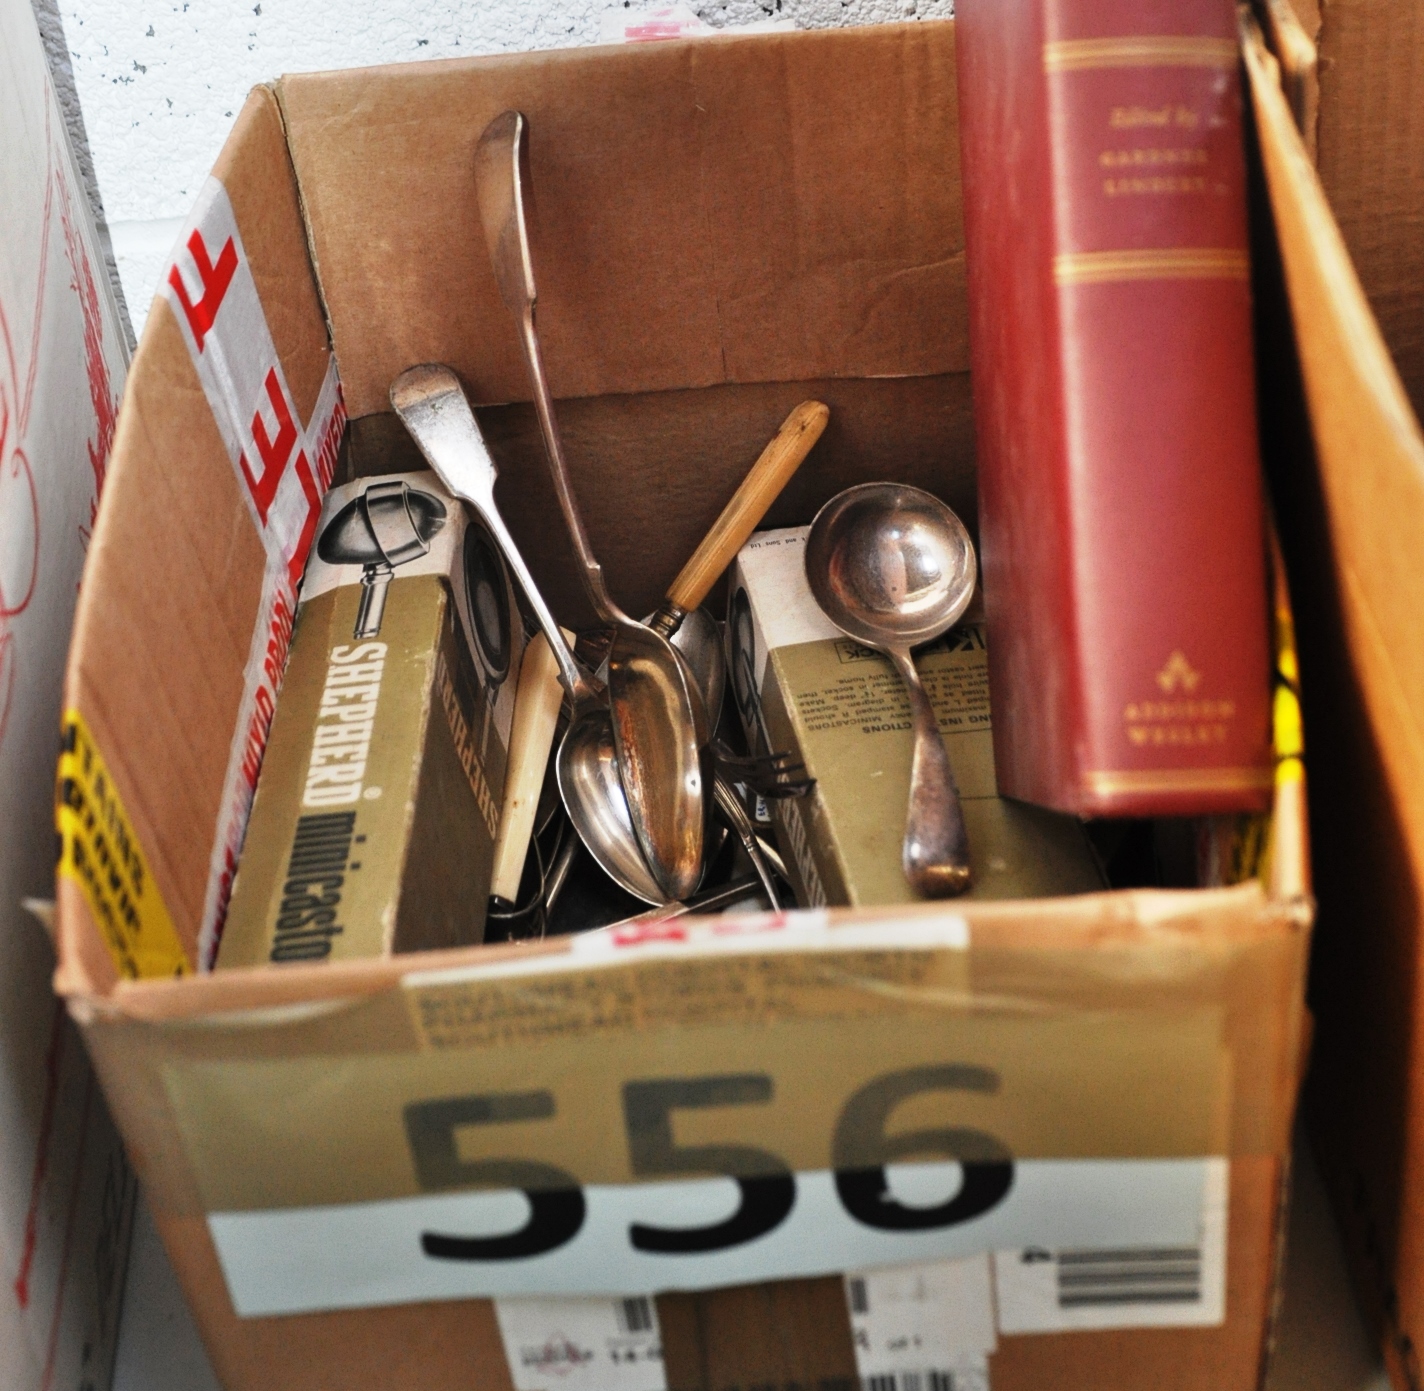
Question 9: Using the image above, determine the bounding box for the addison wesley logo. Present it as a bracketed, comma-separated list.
[1156, 650, 1202, 694]
[519, 1333, 595, 1377]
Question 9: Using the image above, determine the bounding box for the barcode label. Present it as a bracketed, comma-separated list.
[494, 1295, 665, 1391]
[994, 1158, 1227, 1333]
[1055, 1246, 1201, 1307]
[862, 1370, 960, 1391]
[843, 1259, 994, 1391]
[615, 1296, 655, 1333]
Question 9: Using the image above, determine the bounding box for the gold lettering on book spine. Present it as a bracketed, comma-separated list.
[1044, 36, 1238, 72]
[1054, 248, 1248, 284]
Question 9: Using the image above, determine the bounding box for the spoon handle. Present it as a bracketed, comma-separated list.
[516, 309, 628, 627]
[888, 646, 972, 898]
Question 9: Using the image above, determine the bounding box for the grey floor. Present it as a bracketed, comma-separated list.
[112, 1134, 1390, 1391]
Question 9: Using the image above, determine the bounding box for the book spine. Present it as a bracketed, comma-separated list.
[957, 0, 1273, 816]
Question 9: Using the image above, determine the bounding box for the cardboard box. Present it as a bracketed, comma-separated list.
[1, 1, 137, 1387]
[53, 18, 1315, 1391]
[1244, 10, 1424, 1391]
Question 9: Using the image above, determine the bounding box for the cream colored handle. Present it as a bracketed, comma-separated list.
[489, 631, 568, 903]
[666, 400, 829, 614]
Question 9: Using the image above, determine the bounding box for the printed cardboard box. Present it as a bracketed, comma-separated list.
[0, 1, 136, 1388]
[217, 470, 523, 969]
[53, 17, 1316, 1391]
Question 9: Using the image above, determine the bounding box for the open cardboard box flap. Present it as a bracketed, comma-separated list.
[53, 16, 1320, 1391]
[1246, 8, 1424, 1387]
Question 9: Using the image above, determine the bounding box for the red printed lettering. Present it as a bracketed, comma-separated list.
[240, 370, 297, 525]
[166, 229, 237, 351]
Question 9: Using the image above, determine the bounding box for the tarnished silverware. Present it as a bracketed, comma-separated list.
[474, 109, 709, 902]
[390, 364, 664, 904]
[805, 482, 977, 897]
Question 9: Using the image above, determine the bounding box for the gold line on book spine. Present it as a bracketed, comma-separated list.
[1084, 767, 1275, 795]
[1053, 248, 1249, 285]
[1043, 36, 1239, 72]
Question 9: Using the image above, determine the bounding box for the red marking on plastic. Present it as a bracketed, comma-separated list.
[611, 921, 690, 947]
[58, 170, 119, 543]
[167, 228, 237, 352]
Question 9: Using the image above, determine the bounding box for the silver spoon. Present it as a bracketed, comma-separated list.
[389, 364, 664, 904]
[805, 482, 977, 897]
[474, 109, 707, 902]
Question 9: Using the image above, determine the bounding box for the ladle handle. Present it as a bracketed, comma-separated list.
[888, 646, 972, 898]
[666, 401, 829, 616]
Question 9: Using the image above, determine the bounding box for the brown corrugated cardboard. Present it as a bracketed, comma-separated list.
[1285, 0, 1424, 421]
[1244, 13, 1424, 1391]
[52, 19, 1318, 1391]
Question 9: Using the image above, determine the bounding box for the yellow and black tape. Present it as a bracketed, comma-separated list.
[56, 710, 190, 979]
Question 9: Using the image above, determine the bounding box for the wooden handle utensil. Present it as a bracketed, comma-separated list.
[653, 400, 829, 632]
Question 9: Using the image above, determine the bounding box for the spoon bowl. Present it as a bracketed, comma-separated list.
[805, 482, 977, 897]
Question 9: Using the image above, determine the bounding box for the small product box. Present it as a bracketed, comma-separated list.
[729, 527, 1105, 905]
[216, 470, 523, 966]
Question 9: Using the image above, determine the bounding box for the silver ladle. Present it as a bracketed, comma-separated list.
[474, 109, 708, 902]
[390, 364, 664, 903]
[805, 482, 978, 897]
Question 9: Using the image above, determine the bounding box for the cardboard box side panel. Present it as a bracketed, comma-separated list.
[1243, 20, 1424, 1383]
[210, 84, 331, 425]
[58, 312, 263, 977]
[349, 373, 979, 630]
[276, 22, 966, 419]
[1314, 0, 1424, 421]
[152, 1208, 515, 1391]
[58, 89, 333, 988]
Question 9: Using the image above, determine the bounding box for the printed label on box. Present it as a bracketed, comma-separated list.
[494, 1296, 665, 1391]
[845, 1257, 995, 1391]
[992, 1157, 1228, 1332]
[206, 1157, 1223, 1315]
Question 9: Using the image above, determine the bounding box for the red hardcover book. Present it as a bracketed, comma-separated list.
[956, 0, 1274, 816]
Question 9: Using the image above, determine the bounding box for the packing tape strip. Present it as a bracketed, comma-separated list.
[56, 709, 189, 979]
[158, 176, 346, 967]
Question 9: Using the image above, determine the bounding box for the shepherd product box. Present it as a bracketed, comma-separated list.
[729, 527, 1104, 905]
[53, 18, 1315, 1391]
[1, 1, 136, 1388]
[216, 470, 522, 968]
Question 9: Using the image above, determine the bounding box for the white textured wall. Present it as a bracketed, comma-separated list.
[50, 0, 952, 330]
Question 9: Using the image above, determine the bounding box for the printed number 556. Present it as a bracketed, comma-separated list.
[403, 1065, 1013, 1261]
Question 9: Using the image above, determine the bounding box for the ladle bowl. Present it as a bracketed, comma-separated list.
[805, 482, 977, 897]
